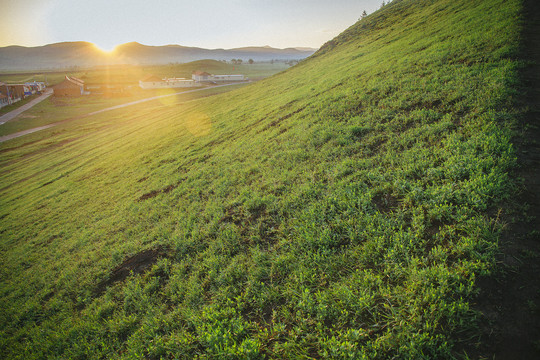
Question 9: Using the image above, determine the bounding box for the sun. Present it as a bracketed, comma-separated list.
[92, 43, 116, 54]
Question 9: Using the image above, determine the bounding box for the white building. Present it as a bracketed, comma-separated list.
[165, 78, 201, 88]
[192, 71, 247, 83]
[212, 74, 246, 82]
[139, 75, 202, 89]
[191, 71, 212, 82]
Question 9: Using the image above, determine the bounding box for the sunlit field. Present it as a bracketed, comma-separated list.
[0, 60, 290, 138]
[0, 0, 531, 358]
[0, 60, 289, 87]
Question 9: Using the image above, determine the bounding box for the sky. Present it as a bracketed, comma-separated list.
[1, 0, 384, 50]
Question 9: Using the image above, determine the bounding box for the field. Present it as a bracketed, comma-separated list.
[0, 0, 537, 359]
[0, 84, 250, 138]
[0, 60, 289, 138]
[0, 61, 290, 86]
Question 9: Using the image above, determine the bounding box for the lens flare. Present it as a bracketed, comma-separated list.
[184, 111, 212, 137]
[157, 88, 179, 107]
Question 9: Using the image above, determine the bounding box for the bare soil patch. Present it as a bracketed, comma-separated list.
[372, 193, 400, 213]
[138, 180, 182, 201]
[95, 248, 167, 295]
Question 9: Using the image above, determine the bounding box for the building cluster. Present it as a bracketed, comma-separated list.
[139, 71, 247, 89]
[0, 81, 46, 109]
[49, 70, 248, 98]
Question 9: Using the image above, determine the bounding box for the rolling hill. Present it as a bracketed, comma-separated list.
[0, 42, 316, 71]
[0, 0, 538, 358]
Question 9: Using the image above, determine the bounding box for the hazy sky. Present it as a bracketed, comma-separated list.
[1, 0, 384, 50]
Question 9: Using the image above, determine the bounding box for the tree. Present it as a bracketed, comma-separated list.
[248, 59, 254, 65]
[361, 10, 368, 19]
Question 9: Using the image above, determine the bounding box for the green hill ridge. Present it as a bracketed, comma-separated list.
[0, 0, 532, 358]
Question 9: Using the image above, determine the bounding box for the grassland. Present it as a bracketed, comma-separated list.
[0, 84, 250, 138]
[0, 60, 289, 86]
[0, 60, 286, 138]
[0, 0, 532, 358]
[0, 93, 42, 116]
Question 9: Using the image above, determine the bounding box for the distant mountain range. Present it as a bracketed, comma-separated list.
[0, 42, 318, 71]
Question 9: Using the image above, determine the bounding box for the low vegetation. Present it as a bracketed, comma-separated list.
[0, 84, 249, 138]
[0, 60, 288, 87]
[0, 93, 41, 116]
[0, 0, 529, 358]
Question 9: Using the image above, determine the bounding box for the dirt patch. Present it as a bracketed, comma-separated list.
[95, 248, 167, 295]
[219, 205, 244, 226]
[219, 204, 279, 248]
[139, 189, 161, 201]
[425, 218, 448, 238]
[163, 184, 177, 193]
[158, 158, 176, 165]
[259, 105, 307, 132]
[138, 180, 182, 201]
[372, 193, 400, 213]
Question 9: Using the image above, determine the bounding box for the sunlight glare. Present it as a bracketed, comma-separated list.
[185, 111, 212, 137]
[93, 43, 116, 54]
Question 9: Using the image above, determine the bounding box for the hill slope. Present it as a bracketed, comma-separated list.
[0, 0, 532, 358]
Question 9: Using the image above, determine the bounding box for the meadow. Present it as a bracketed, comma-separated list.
[0, 0, 532, 358]
[0, 60, 287, 138]
[0, 83, 250, 138]
[0, 61, 289, 86]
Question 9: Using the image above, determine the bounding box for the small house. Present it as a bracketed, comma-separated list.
[53, 76, 85, 97]
[139, 75, 166, 89]
[191, 71, 212, 82]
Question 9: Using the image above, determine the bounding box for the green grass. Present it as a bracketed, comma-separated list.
[0, 60, 288, 87]
[0, 83, 249, 137]
[0, 0, 526, 358]
[0, 93, 41, 116]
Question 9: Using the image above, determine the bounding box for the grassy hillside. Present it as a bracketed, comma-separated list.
[0, 0, 529, 358]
